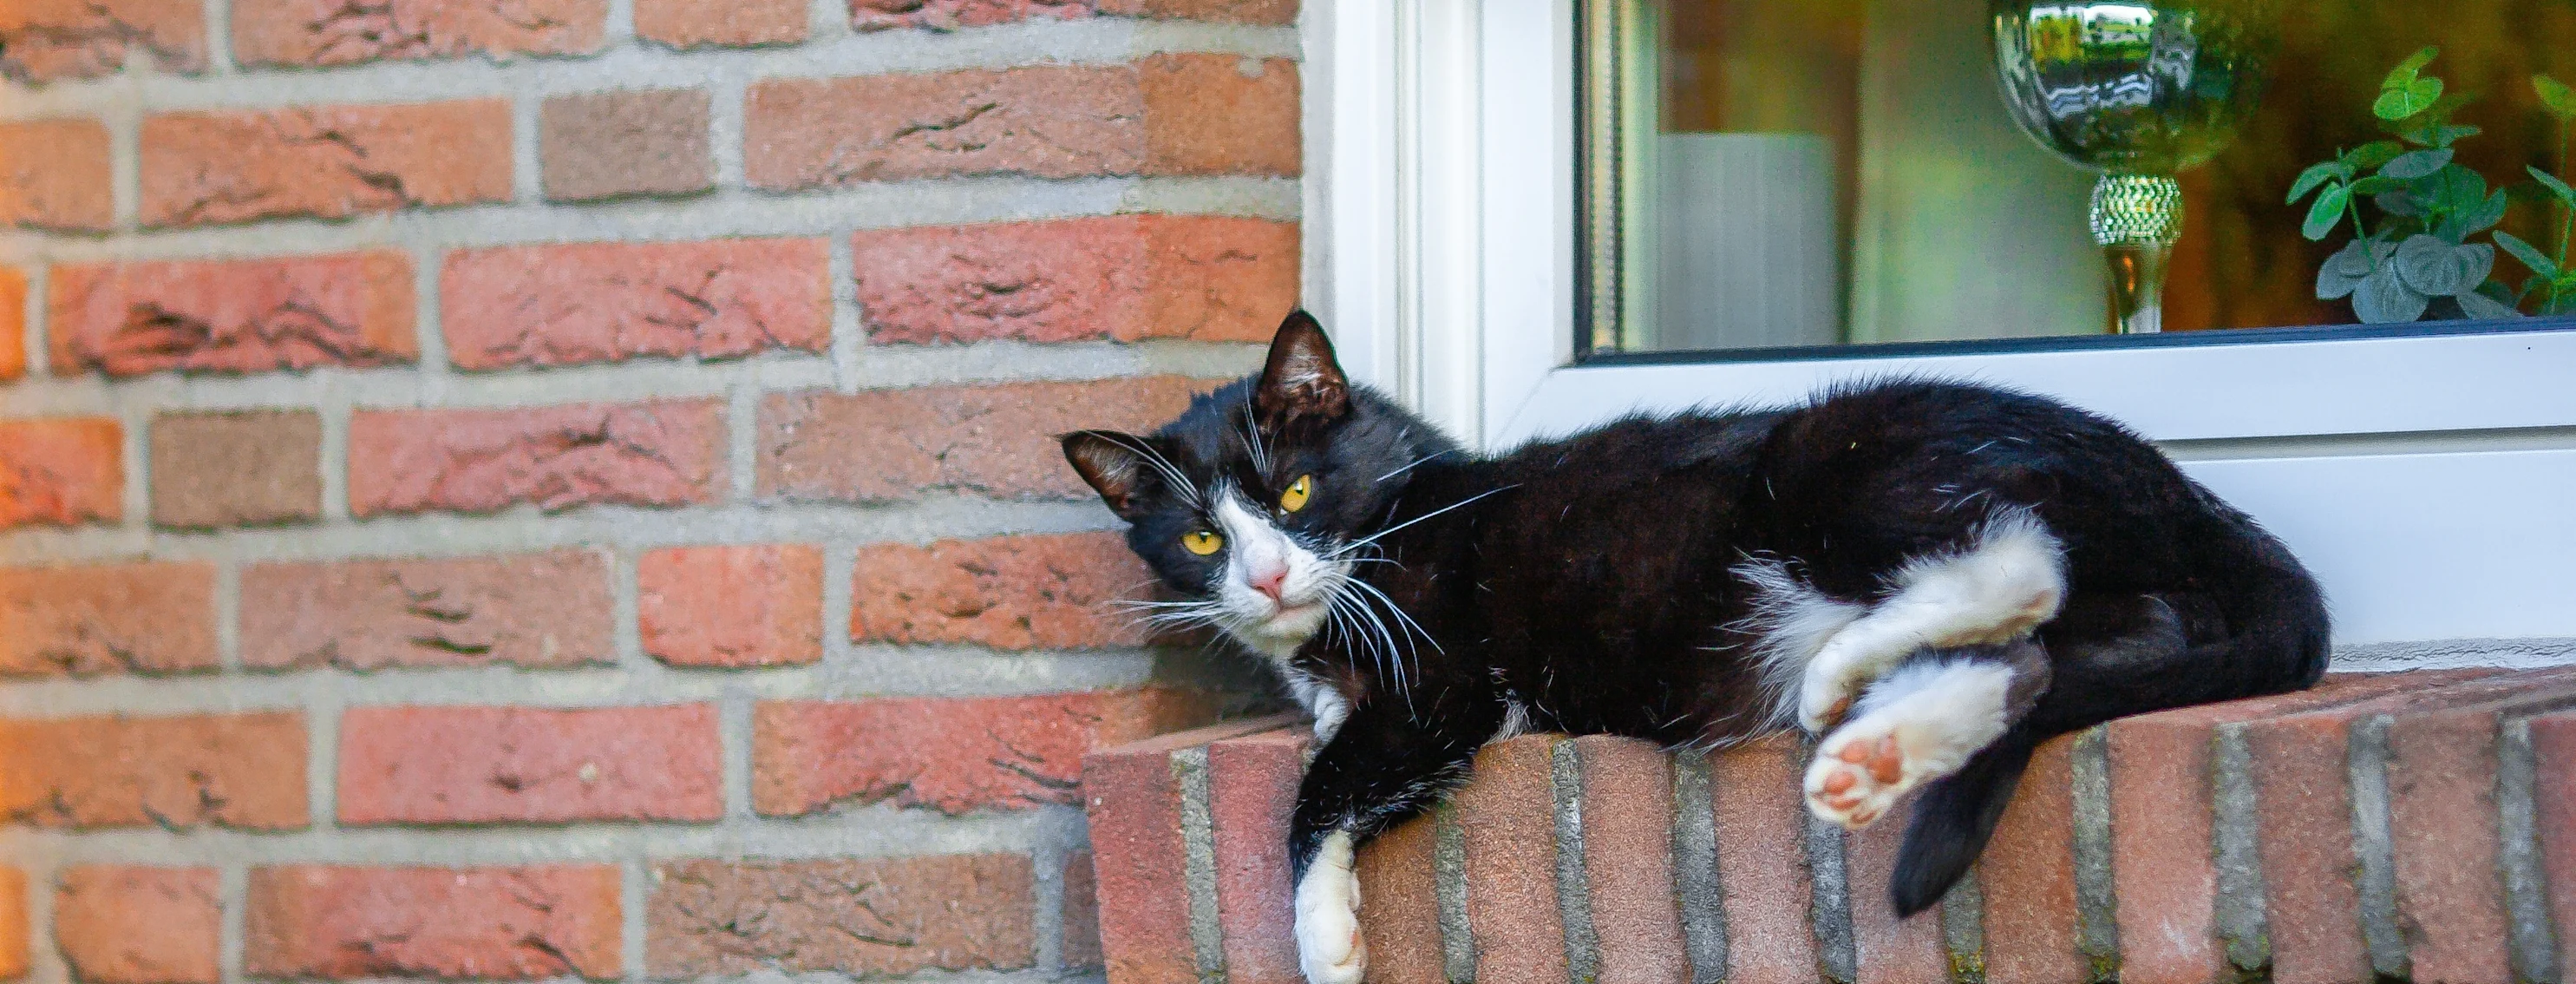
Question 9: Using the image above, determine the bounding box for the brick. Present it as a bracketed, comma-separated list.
[1355, 811, 1445, 984]
[441, 239, 828, 370]
[637, 545, 823, 666]
[239, 552, 612, 671]
[744, 56, 1297, 188]
[2531, 711, 2576, 984]
[1099, 0, 1294, 23]
[1082, 729, 1192, 983]
[759, 377, 1208, 502]
[48, 253, 416, 377]
[0, 712, 307, 830]
[1572, 736, 1687, 984]
[149, 410, 322, 528]
[0, 0, 203, 81]
[849, 532, 1148, 650]
[0, 417, 122, 528]
[852, 216, 1298, 345]
[1976, 735, 2086, 984]
[0, 562, 216, 676]
[1845, 800, 1947, 984]
[0, 267, 24, 380]
[1062, 850, 1103, 970]
[2243, 671, 2543, 984]
[849, 0, 1084, 31]
[245, 865, 619, 979]
[635, 0, 803, 46]
[338, 704, 722, 824]
[348, 401, 723, 516]
[539, 89, 713, 201]
[140, 102, 512, 226]
[0, 868, 19, 979]
[232, 0, 601, 65]
[1706, 734, 1818, 984]
[0, 120, 114, 231]
[53, 866, 220, 984]
[648, 856, 1034, 974]
[2383, 684, 2576, 984]
[1458, 735, 1568, 983]
[1207, 726, 1311, 984]
[755, 688, 1216, 816]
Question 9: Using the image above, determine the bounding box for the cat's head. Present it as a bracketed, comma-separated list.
[1061, 312, 1457, 659]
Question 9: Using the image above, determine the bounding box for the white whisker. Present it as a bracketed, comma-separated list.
[1339, 485, 1520, 553]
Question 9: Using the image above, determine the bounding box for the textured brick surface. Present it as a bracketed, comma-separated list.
[2383, 685, 2576, 984]
[149, 410, 322, 528]
[141, 102, 513, 226]
[0, 0, 205, 81]
[0, 712, 307, 830]
[1707, 734, 1819, 984]
[754, 688, 1214, 815]
[1081, 729, 1193, 984]
[239, 552, 613, 670]
[759, 377, 1208, 502]
[245, 865, 620, 979]
[0, 267, 24, 380]
[1062, 850, 1104, 970]
[849, 0, 1084, 30]
[539, 89, 714, 201]
[1354, 811, 1445, 984]
[648, 856, 1036, 974]
[441, 239, 828, 369]
[2531, 711, 2576, 984]
[53, 866, 221, 984]
[0, 119, 114, 231]
[636, 0, 804, 46]
[0, 562, 217, 677]
[851, 216, 1298, 344]
[638, 545, 824, 666]
[348, 401, 723, 515]
[745, 56, 1297, 188]
[1207, 726, 1310, 984]
[848, 532, 1151, 650]
[0, 417, 123, 528]
[232, 0, 603, 65]
[1100, 0, 1295, 23]
[49, 253, 417, 377]
[1458, 735, 1568, 984]
[1977, 736, 2087, 984]
[1845, 801, 1949, 984]
[0, 867, 22, 980]
[338, 705, 722, 824]
[1572, 735, 1688, 984]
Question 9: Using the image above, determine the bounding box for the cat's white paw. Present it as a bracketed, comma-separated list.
[1797, 639, 1874, 732]
[1294, 830, 1366, 984]
[1805, 659, 2017, 828]
[1805, 731, 1915, 829]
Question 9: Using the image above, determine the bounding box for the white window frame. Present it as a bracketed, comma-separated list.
[1302, 0, 2576, 660]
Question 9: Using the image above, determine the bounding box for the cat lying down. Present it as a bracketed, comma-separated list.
[1062, 311, 2328, 984]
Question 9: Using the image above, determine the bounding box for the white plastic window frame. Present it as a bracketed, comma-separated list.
[1301, 0, 2576, 660]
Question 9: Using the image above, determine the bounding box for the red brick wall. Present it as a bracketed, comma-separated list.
[0, 0, 1298, 975]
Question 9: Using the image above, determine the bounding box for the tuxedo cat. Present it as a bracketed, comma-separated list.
[1063, 312, 2327, 983]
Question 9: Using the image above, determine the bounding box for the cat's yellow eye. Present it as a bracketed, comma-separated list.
[1279, 475, 1314, 513]
[1183, 530, 1226, 555]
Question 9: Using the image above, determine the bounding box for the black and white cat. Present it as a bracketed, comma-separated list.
[1062, 312, 2328, 983]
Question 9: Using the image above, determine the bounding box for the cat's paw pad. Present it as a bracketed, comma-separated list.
[1798, 664, 1866, 732]
[1805, 732, 1912, 829]
[1295, 834, 1366, 984]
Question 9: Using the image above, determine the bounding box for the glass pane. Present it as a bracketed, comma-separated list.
[1579, 0, 2576, 358]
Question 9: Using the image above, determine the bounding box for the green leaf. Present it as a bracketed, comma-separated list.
[2495, 231, 2560, 279]
[2393, 234, 2474, 295]
[2456, 189, 2511, 236]
[2384, 46, 2440, 89]
[2416, 165, 2489, 217]
[2531, 166, 2576, 204]
[2288, 161, 2347, 203]
[2316, 239, 2377, 300]
[2343, 141, 2407, 170]
[2302, 183, 2351, 240]
[2538, 74, 2576, 118]
[2453, 289, 2521, 320]
[2379, 148, 2452, 180]
[2347, 175, 2404, 196]
[2351, 267, 2430, 323]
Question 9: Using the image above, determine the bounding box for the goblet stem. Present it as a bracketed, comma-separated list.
[2089, 173, 2184, 335]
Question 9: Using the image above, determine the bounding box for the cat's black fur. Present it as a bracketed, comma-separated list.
[1063, 312, 2329, 922]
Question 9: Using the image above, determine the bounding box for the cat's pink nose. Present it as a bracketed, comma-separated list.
[1250, 567, 1288, 601]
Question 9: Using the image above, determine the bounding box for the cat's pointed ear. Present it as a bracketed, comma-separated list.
[1255, 310, 1350, 430]
[1061, 430, 1157, 520]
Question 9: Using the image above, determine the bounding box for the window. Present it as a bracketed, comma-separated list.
[1308, 0, 2576, 658]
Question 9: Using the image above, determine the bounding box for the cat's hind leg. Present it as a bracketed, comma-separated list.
[1795, 508, 2064, 731]
[1804, 639, 2050, 829]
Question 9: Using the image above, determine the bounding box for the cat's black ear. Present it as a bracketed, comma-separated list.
[1062, 430, 1157, 520]
[1255, 310, 1350, 430]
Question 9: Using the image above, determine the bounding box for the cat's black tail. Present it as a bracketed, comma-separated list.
[1889, 731, 2037, 917]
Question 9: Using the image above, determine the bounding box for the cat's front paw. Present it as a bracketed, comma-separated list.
[1294, 830, 1366, 984]
[1805, 731, 1912, 828]
[1798, 659, 1865, 732]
